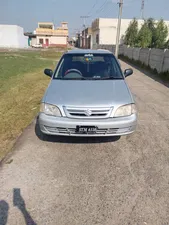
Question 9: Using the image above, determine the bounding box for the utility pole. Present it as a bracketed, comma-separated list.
[80, 16, 89, 48]
[141, 0, 145, 20]
[115, 0, 123, 58]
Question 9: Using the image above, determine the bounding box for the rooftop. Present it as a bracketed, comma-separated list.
[38, 22, 54, 25]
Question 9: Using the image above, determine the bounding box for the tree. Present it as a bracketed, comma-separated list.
[124, 18, 138, 47]
[147, 18, 156, 47]
[137, 21, 152, 48]
[153, 19, 168, 48]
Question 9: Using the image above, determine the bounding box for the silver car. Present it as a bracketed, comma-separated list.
[39, 49, 137, 137]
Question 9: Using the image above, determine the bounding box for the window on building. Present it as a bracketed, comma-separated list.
[96, 34, 99, 44]
[39, 39, 43, 44]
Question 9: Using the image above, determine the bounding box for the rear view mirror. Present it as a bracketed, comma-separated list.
[124, 68, 133, 77]
[44, 69, 53, 77]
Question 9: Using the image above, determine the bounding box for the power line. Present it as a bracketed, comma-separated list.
[87, 0, 99, 16]
[100, 1, 113, 14]
[88, 0, 109, 20]
[80, 16, 90, 28]
[97, 1, 112, 15]
[95, 0, 109, 14]
[88, 0, 115, 24]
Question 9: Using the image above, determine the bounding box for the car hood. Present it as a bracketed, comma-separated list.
[43, 80, 133, 107]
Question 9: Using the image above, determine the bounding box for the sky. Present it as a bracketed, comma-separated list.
[0, 0, 169, 36]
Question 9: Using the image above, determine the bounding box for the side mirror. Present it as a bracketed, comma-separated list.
[124, 68, 133, 77]
[44, 69, 53, 77]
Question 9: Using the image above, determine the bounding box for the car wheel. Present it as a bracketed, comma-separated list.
[39, 129, 49, 141]
[35, 118, 50, 141]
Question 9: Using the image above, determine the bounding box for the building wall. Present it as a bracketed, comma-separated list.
[37, 36, 50, 45]
[91, 18, 145, 48]
[35, 21, 68, 47]
[31, 37, 37, 46]
[36, 35, 67, 46]
[61, 22, 68, 29]
[0, 25, 28, 48]
[38, 22, 54, 29]
[99, 27, 117, 45]
[92, 30, 100, 49]
[50, 36, 67, 46]
[36, 22, 68, 37]
[98, 18, 144, 46]
[81, 27, 92, 48]
[87, 35, 91, 49]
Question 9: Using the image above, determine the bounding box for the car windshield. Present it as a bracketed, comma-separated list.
[54, 53, 123, 80]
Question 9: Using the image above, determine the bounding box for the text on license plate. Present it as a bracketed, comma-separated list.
[76, 126, 97, 133]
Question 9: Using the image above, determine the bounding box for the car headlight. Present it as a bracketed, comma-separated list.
[40, 103, 62, 117]
[114, 104, 137, 117]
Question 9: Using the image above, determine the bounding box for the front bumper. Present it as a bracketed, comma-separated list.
[38, 113, 137, 137]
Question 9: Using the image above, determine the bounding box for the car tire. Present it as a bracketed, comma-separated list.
[35, 118, 50, 141]
[39, 129, 49, 141]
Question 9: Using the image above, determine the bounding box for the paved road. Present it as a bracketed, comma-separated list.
[1, 61, 169, 225]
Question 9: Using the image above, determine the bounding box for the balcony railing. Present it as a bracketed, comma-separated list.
[36, 28, 68, 36]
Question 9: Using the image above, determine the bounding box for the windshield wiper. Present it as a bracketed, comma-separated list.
[101, 77, 123, 80]
[61, 77, 87, 80]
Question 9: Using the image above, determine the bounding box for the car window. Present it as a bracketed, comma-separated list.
[54, 53, 123, 80]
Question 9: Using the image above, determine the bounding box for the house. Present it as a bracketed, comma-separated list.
[35, 22, 68, 47]
[91, 18, 169, 49]
[76, 32, 82, 48]
[91, 18, 144, 49]
[0, 25, 28, 48]
[24, 32, 36, 47]
[81, 27, 92, 49]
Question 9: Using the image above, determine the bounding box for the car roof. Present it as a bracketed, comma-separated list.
[66, 49, 113, 55]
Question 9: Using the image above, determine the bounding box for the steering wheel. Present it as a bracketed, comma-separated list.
[65, 69, 82, 76]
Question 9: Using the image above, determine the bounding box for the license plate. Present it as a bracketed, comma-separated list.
[76, 126, 97, 134]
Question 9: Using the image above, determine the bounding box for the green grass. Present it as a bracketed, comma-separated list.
[0, 50, 63, 161]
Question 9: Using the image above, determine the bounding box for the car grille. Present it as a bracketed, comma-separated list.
[63, 106, 112, 119]
[44, 126, 120, 135]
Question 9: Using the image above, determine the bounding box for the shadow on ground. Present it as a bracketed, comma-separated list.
[121, 58, 169, 88]
[0, 188, 37, 225]
[0, 200, 9, 225]
[35, 119, 121, 144]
